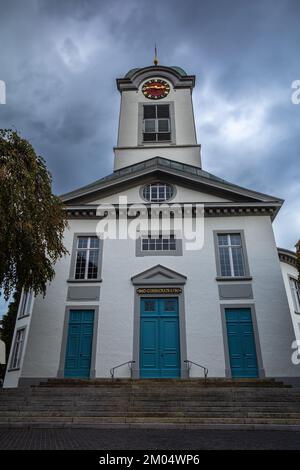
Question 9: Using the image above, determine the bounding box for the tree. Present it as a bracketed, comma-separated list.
[0, 129, 68, 300]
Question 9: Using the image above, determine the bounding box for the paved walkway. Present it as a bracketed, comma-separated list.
[0, 428, 300, 450]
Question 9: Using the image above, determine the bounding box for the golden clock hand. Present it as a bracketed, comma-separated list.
[144, 85, 165, 90]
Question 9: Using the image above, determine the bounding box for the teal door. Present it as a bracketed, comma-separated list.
[225, 308, 259, 378]
[64, 310, 94, 378]
[140, 298, 180, 378]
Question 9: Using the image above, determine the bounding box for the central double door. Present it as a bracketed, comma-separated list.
[140, 297, 181, 378]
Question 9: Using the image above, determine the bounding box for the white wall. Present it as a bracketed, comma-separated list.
[4, 290, 34, 388]
[117, 84, 197, 147]
[97, 216, 298, 379]
[6, 213, 299, 386]
[89, 184, 229, 205]
[18, 221, 97, 381]
[115, 77, 201, 170]
[280, 261, 300, 345]
[114, 146, 201, 171]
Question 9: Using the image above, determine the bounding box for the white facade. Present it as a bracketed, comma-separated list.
[279, 249, 300, 349]
[4, 64, 300, 387]
[114, 66, 201, 170]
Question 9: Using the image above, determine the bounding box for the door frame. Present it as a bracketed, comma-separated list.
[133, 291, 188, 378]
[57, 305, 99, 378]
[220, 303, 265, 378]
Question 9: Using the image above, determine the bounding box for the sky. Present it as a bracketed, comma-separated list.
[0, 0, 299, 316]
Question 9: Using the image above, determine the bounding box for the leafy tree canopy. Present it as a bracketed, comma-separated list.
[0, 129, 68, 300]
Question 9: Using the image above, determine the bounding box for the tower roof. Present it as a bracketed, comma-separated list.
[124, 65, 188, 79]
[117, 65, 195, 92]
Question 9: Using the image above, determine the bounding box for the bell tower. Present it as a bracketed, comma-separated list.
[114, 64, 201, 171]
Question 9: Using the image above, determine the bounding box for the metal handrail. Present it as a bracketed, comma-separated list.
[110, 360, 135, 379]
[184, 359, 208, 379]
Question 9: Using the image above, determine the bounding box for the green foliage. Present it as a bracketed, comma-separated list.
[0, 129, 68, 300]
[0, 289, 21, 376]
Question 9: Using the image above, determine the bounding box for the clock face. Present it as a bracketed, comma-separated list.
[142, 79, 170, 100]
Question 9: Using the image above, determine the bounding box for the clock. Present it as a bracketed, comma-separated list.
[142, 79, 170, 100]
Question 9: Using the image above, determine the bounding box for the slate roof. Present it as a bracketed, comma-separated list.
[61, 156, 283, 208]
[125, 66, 188, 79]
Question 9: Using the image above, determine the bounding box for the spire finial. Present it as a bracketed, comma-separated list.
[153, 44, 159, 66]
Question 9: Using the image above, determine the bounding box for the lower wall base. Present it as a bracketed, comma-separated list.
[18, 378, 50, 387]
[277, 377, 300, 388]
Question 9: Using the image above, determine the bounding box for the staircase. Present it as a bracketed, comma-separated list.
[1, 378, 300, 429]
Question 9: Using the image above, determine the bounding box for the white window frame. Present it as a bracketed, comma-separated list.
[141, 234, 176, 252]
[218, 233, 245, 277]
[143, 118, 170, 134]
[143, 182, 173, 202]
[74, 236, 100, 280]
[18, 290, 33, 319]
[10, 328, 25, 370]
[290, 276, 300, 313]
[143, 104, 171, 142]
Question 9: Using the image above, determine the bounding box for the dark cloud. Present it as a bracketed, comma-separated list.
[0, 0, 299, 253]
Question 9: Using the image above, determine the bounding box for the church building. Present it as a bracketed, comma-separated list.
[4, 61, 300, 387]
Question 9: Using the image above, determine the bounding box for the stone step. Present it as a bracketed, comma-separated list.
[1, 410, 300, 418]
[1, 396, 300, 405]
[40, 378, 289, 387]
[1, 400, 299, 408]
[32, 383, 300, 389]
[1, 399, 300, 409]
[1, 401, 300, 411]
[1, 379, 298, 428]
[40, 382, 289, 388]
[6, 393, 300, 402]
[44, 377, 284, 383]
[1, 407, 300, 416]
[0, 408, 300, 416]
[2, 388, 298, 397]
[1, 416, 300, 426]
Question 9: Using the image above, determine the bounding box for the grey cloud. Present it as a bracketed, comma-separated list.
[0, 0, 299, 251]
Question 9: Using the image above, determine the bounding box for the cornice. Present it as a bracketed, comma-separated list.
[65, 202, 280, 220]
[277, 247, 297, 268]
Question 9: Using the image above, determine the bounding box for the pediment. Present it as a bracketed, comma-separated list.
[61, 157, 283, 209]
[131, 264, 187, 286]
[85, 184, 231, 205]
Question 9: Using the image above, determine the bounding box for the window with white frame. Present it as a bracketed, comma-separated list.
[10, 328, 25, 370]
[141, 234, 176, 252]
[290, 277, 300, 313]
[143, 104, 171, 142]
[142, 182, 174, 202]
[74, 236, 100, 280]
[18, 290, 33, 318]
[217, 233, 246, 277]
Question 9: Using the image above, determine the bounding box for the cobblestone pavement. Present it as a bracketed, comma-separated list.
[0, 428, 300, 450]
